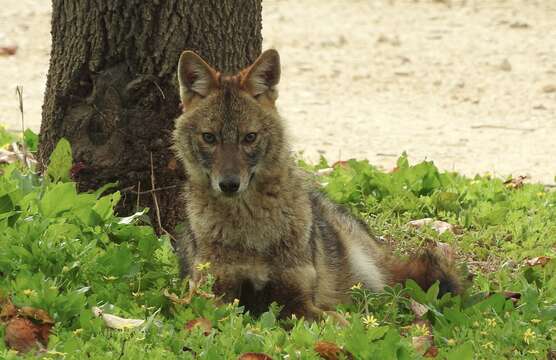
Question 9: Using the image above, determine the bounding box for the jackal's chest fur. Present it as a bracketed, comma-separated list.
[185, 182, 312, 259]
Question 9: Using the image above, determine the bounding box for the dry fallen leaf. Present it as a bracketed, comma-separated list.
[0, 301, 17, 321]
[163, 288, 192, 305]
[409, 299, 429, 319]
[407, 218, 454, 234]
[5, 317, 41, 353]
[314, 341, 354, 360]
[331, 160, 349, 169]
[0, 145, 37, 167]
[525, 256, 551, 267]
[36, 323, 53, 346]
[542, 84, 556, 94]
[502, 291, 521, 304]
[0, 149, 19, 164]
[185, 318, 212, 336]
[482, 291, 521, 305]
[504, 175, 528, 189]
[18, 306, 54, 324]
[237, 353, 273, 360]
[163, 284, 214, 306]
[0, 45, 17, 56]
[412, 335, 434, 356]
[2, 302, 53, 353]
[424, 345, 439, 358]
[92, 307, 145, 330]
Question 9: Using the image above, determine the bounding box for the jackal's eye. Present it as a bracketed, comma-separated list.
[202, 132, 216, 144]
[243, 133, 257, 144]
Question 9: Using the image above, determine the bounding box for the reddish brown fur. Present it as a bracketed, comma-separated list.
[387, 249, 461, 296]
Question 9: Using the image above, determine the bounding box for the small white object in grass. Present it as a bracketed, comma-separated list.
[316, 167, 334, 176]
[118, 209, 147, 225]
[407, 218, 454, 234]
[92, 307, 145, 330]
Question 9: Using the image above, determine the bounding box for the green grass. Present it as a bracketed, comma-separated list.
[0, 139, 555, 359]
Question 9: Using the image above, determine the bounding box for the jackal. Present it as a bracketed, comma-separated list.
[172, 49, 460, 320]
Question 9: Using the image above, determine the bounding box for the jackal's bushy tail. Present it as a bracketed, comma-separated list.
[387, 247, 462, 296]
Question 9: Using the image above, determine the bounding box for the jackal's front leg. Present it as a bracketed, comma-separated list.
[211, 273, 243, 304]
[273, 266, 327, 321]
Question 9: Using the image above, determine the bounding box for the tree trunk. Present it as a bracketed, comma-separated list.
[38, 0, 262, 231]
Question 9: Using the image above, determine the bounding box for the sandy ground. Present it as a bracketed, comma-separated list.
[1, 0, 555, 183]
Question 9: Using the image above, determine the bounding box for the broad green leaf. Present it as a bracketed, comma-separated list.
[93, 191, 121, 221]
[93, 182, 119, 198]
[434, 191, 459, 212]
[426, 281, 440, 303]
[0, 194, 13, 214]
[259, 309, 276, 329]
[39, 182, 77, 217]
[97, 245, 138, 277]
[23, 129, 39, 152]
[444, 343, 473, 360]
[46, 138, 72, 182]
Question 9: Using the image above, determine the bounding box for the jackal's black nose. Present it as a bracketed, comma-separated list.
[219, 176, 240, 194]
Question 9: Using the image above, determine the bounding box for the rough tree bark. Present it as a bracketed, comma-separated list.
[38, 0, 262, 231]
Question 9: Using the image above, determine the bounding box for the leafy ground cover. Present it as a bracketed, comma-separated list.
[0, 134, 555, 359]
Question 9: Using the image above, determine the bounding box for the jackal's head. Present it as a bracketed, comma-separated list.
[173, 49, 284, 196]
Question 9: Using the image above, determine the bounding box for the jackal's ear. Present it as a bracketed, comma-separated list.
[178, 51, 218, 103]
[242, 49, 281, 99]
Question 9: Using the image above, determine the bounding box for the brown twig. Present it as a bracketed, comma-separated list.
[120, 184, 178, 195]
[149, 152, 177, 242]
[15, 86, 28, 168]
